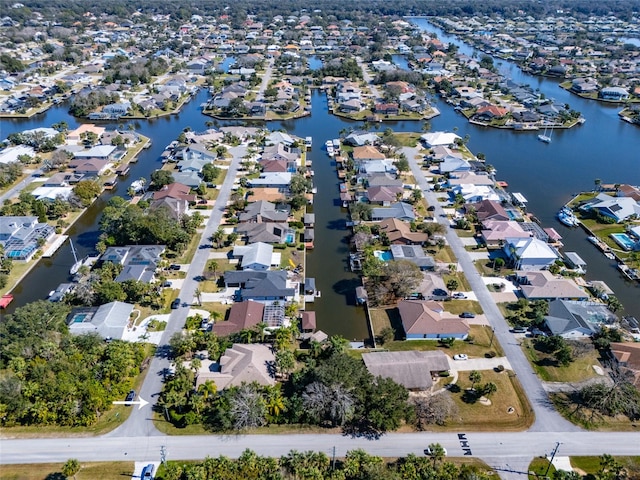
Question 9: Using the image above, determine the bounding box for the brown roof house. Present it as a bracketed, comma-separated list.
[399, 299, 470, 340]
[153, 182, 197, 203]
[379, 218, 428, 245]
[194, 343, 276, 389]
[362, 350, 450, 390]
[352, 145, 386, 162]
[469, 199, 510, 222]
[213, 300, 265, 337]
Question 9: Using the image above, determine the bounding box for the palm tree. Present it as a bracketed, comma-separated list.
[210, 229, 224, 249]
[62, 459, 81, 479]
[469, 370, 482, 391]
[207, 260, 219, 280]
[426, 443, 446, 468]
[482, 382, 497, 398]
[264, 384, 286, 422]
[194, 288, 202, 306]
[255, 321, 268, 343]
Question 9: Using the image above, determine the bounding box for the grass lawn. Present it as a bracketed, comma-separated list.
[443, 299, 483, 316]
[0, 462, 134, 480]
[432, 245, 457, 263]
[444, 271, 472, 292]
[199, 302, 232, 320]
[570, 456, 640, 477]
[394, 132, 422, 147]
[278, 245, 305, 269]
[528, 457, 555, 478]
[174, 234, 200, 264]
[438, 370, 533, 431]
[522, 338, 602, 383]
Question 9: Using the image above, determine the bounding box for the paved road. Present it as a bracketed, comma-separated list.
[402, 146, 582, 477]
[356, 57, 382, 101]
[2, 431, 639, 467]
[0, 168, 42, 204]
[255, 58, 275, 102]
[105, 146, 244, 438]
[402, 146, 580, 434]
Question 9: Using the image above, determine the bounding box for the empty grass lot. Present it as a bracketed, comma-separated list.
[522, 338, 602, 383]
[0, 462, 134, 480]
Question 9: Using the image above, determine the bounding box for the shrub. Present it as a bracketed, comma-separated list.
[438, 371, 450, 377]
[495, 365, 505, 372]
[485, 351, 497, 358]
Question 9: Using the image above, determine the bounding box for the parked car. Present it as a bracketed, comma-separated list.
[125, 390, 136, 403]
[141, 464, 155, 479]
[452, 292, 467, 299]
[169, 264, 181, 271]
[453, 354, 468, 361]
[512, 327, 527, 334]
[459, 312, 476, 318]
[162, 281, 172, 288]
[171, 298, 181, 309]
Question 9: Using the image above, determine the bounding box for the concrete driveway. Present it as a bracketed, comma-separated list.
[448, 355, 513, 372]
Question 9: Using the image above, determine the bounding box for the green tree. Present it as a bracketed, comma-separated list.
[72, 180, 102, 207]
[469, 370, 482, 390]
[426, 443, 446, 468]
[202, 163, 220, 183]
[446, 278, 459, 294]
[150, 169, 174, 188]
[62, 458, 81, 479]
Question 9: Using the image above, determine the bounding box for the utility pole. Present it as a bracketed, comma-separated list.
[489, 327, 495, 347]
[544, 442, 561, 477]
[332, 446, 336, 471]
[160, 445, 167, 465]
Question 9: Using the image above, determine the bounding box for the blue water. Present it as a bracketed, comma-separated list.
[611, 233, 637, 250]
[308, 55, 323, 71]
[391, 54, 410, 70]
[374, 250, 393, 261]
[285, 233, 295, 244]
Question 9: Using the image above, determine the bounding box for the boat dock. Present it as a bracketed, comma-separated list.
[42, 234, 69, 258]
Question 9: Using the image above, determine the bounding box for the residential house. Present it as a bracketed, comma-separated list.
[480, 220, 531, 246]
[362, 350, 450, 390]
[43, 172, 85, 187]
[194, 343, 275, 389]
[72, 145, 117, 160]
[439, 155, 472, 174]
[152, 182, 197, 203]
[100, 245, 165, 283]
[398, 300, 470, 340]
[352, 145, 385, 162]
[503, 237, 559, 271]
[238, 201, 290, 223]
[232, 242, 275, 271]
[544, 299, 617, 338]
[378, 218, 428, 245]
[247, 172, 292, 190]
[371, 202, 416, 222]
[451, 184, 500, 204]
[0, 216, 55, 260]
[421, 131, 461, 148]
[235, 222, 292, 244]
[582, 193, 640, 223]
[515, 270, 588, 301]
[469, 199, 510, 222]
[224, 270, 296, 303]
[599, 86, 629, 101]
[150, 197, 189, 221]
[67, 301, 134, 340]
[375, 103, 399, 115]
[212, 300, 265, 337]
[364, 172, 403, 189]
[390, 244, 435, 270]
[366, 185, 404, 205]
[69, 158, 112, 176]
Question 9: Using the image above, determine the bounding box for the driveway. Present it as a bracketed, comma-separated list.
[448, 355, 513, 372]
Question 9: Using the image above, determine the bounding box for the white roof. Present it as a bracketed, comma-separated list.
[0, 145, 35, 164]
[508, 237, 559, 260]
[73, 145, 117, 158]
[421, 131, 461, 147]
[31, 186, 74, 201]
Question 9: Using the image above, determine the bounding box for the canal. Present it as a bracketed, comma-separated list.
[2, 25, 640, 329]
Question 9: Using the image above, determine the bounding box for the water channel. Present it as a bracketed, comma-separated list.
[1, 21, 639, 332]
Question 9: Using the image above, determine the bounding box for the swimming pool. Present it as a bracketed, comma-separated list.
[374, 250, 393, 262]
[285, 232, 295, 244]
[71, 313, 90, 323]
[611, 233, 637, 251]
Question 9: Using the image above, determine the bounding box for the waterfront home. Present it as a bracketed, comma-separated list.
[172, 171, 203, 189]
[71, 145, 118, 160]
[616, 184, 640, 202]
[366, 185, 404, 205]
[343, 131, 379, 146]
[544, 299, 617, 339]
[232, 242, 275, 271]
[223, 270, 297, 303]
[398, 299, 470, 340]
[238, 201, 290, 223]
[469, 199, 510, 222]
[599, 86, 629, 101]
[447, 171, 494, 187]
[152, 182, 197, 203]
[193, 344, 276, 389]
[362, 350, 450, 391]
[420, 131, 461, 148]
[149, 197, 189, 221]
[515, 270, 588, 301]
[67, 124, 106, 145]
[451, 184, 500, 204]
[371, 202, 416, 222]
[0, 145, 36, 164]
[363, 172, 403, 189]
[43, 172, 85, 187]
[31, 186, 74, 202]
[378, 218, 428, 245]
[69, 158, 112, 176]
[582, 193, 640, 223]
[100, 245, 165, 282]
[247, 172, 292, 190]
[503, 237, 560, 271]
[235, 222, 292, 244]
[438, 155, 472, 174]
[480, 220, 531, 247]
[67, 301, 134, 340]
[212, 300, 265, 337]
[352, 145, 386, 162]
[390, 245, 435, 270]
[0, 216, 55, 261]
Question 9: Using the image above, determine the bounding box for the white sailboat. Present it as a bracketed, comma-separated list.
[537, 125, 552, 143]
[69, 239, 82, 275]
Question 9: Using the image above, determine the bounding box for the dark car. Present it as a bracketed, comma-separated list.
[433, 288, 448, 297]
[427, 205, 436, 211]
[169, 264, 181, 271]
[171, 298, 181, 309]
[459, 312, 476, 318]
[125, 390, 136, 403]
